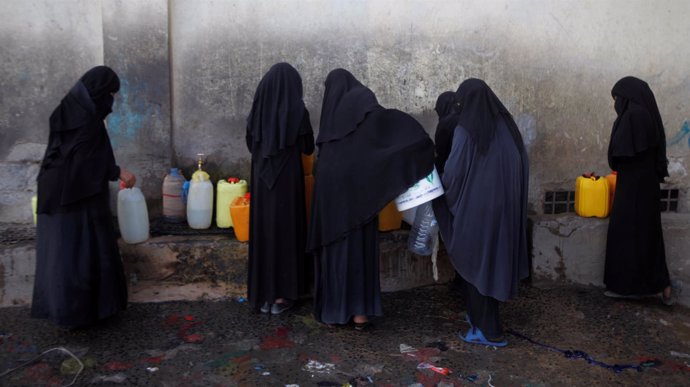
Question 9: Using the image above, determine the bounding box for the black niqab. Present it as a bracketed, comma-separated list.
[608, 76, 668, 181]
[308, 74, 434, 250]
[456, 78, 517, 154]
[434, 91, 460, 173]
[435, 91, 456, 118]
[246, 63, 311, 188]
[38, 66, 121, 213]
[316, 69, 370, 145]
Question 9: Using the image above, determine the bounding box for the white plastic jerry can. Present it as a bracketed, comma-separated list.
[187, 170, 214, 229]
[117, 187, 150, 244]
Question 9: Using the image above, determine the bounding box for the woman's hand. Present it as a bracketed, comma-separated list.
[119, 168, 137, 188]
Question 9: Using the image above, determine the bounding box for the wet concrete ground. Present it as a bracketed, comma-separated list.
[1, 282, 689, 386]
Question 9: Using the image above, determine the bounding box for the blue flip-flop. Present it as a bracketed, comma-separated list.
[459, 327, 508, 347]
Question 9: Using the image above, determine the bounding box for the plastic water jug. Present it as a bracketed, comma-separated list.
[302, 153, 315, 223]
[162, 168, 186, 223]
[118, 187, 150, 244]
[605, 171, 617, 211]
[407, 201, 438, 256]
[302, 153, 314, 176]
[31, 195, 37, 225]
[216, 177, 248, 228]
[187, 169, 214, 229]
[230, 193, 250, 242]
[378, 201, 402, 231]
[575, 173, 610, 218]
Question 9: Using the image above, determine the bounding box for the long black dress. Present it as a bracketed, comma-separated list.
[308, 69, 434, 325]
[32, 66, 128, 328]
[433, 79, 529, 338]
[605, 76, 670, 296]
[246, 63, 314, 309]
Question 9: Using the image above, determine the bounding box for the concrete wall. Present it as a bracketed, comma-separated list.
[533, 214, 690, 306]
[102, 0, 171, 214]
[0, 0, 103, 223]
[2, 0, 689, 220]
[170, 0, 690, 214]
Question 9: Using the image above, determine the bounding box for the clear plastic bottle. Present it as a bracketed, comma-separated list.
[407, 201, 438, 256]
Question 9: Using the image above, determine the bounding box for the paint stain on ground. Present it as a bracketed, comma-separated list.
[260, 327, 295, 350]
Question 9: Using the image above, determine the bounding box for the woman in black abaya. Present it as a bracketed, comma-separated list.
[32, 66, 135, 328]
[246, 63, 315, 315]
[434, 90, 459, 174]
[308, 69, 434, 329]
[433, 79, 529, 346]
[604, 76, 674, 304]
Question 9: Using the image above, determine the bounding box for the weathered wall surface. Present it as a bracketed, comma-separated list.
[3, 0, 689, 220]
[170, 0, 690, 213]
[533, 214, 690, 306]
[102, 0, 171, 214]
[0, 0, 103, 223]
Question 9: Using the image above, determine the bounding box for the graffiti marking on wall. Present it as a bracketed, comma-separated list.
[106, 77, 161, 148]
[667, 120, 689, 147]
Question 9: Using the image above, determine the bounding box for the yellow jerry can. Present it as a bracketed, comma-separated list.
[216, 178, 248, 228]
[575, 175, 610, 218]
[605, 171, 617, 212]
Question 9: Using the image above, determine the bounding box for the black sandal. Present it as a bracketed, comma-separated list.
[354, 321, 373, 331]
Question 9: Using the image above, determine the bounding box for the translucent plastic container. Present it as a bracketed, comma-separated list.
[118, 187, 150, 244]
[162, 168, 186, 223]
[187, 170, 214, 229]
[230, 193, 250, 242]
[216, 178, 248, 228]
[407, 201, 438, 256]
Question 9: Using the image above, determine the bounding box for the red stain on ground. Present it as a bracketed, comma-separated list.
[19, 363, 61, 387]
[143, 355, 165, 364]
[178, 321, 203, 338]
[104, 361, 134, 371]
[164, 313, 180, 327]
[259, 327, 295, 350]
[183, 333, 205, 343]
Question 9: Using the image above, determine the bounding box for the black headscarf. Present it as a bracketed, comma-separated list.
[308, 72, 434, 250]
[246, 63, 312, 188]
[608, 76, 668, 181]
[456, 78, 521, 154]
[38, 66, 121, 213]
[435, 91, 457, 118]
[316, 69, 370, 145]
[434, 91, 460, 173]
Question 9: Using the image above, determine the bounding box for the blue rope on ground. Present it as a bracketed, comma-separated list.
[506, 329, 644, 373]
